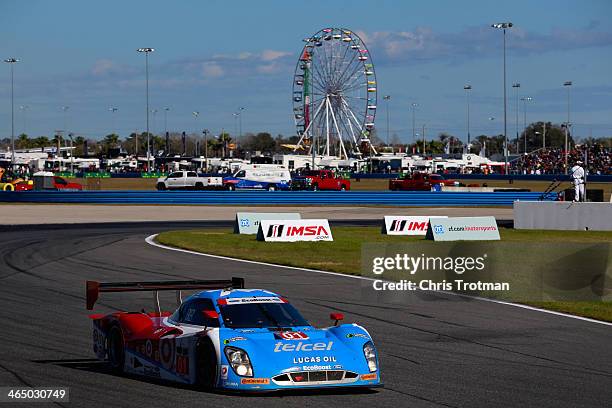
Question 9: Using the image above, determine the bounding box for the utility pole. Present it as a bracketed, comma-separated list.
[422, 124, 426, 155]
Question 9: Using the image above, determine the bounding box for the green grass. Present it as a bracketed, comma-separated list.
[156, 227, 612, 322]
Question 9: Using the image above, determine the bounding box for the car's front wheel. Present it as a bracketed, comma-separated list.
[196, 339, 218, 390]
[267, 184, 276, 191]
[156, 183, 166, 191]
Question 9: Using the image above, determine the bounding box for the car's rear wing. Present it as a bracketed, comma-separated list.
[86, 277, 245, 311]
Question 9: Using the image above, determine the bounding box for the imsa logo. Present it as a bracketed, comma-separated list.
[258, 219, 333, 242]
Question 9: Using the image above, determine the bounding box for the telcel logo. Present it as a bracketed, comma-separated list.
[274, 341, 333, 352]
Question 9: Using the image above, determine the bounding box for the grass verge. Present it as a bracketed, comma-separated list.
[156, 227, 612, 322]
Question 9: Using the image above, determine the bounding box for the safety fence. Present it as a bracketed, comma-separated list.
[0, 190, 557, 206]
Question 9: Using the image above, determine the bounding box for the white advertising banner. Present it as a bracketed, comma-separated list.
[382, 216, 448, 236]
[426, 216, 500, 241]
[234, 212, 301, 234]
[257, 219, 333, 242]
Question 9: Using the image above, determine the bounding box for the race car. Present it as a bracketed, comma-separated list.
[86, 278, 381, 391]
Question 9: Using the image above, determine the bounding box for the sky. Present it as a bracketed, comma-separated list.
[1, 0, 611, 143]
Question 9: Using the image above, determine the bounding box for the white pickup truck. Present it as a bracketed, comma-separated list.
[156, 171, 223, 190]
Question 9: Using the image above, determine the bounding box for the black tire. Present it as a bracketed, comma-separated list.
[156, 183, 166, 191]
[267, 184, 276, 191]
[107, 325, 125, 373]
[227, 184, 235, 191]
[312, 183, 319, 191]
[196, 339, 218, 390]
[340, 184, 347, 191]
[195, 182, 204, 190]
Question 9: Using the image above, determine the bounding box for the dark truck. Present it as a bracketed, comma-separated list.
[292, 169, 351, 191]
[389, 172, 458, 191]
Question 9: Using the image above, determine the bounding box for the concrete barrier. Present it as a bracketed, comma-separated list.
[514, 201, 612, 231]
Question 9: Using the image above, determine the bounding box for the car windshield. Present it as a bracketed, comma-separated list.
[219, 302, 309, 329]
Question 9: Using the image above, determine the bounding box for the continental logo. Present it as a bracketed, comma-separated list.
[240, 378, 270, 385]
[267, 224, 330, 237]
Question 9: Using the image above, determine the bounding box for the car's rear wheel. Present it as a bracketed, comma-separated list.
[196, 339, 218, 390]
[195, 182, 204, 190]
[340, 184, 347, 191]
[312, 183, 319, 191]
[227, 184, 235, 191]
[156, 183, 166, 191]
[267, 184, 276, 191]
[107, 325, 125, 373]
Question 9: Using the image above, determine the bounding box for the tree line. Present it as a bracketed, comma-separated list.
[1, 123, 609, 157]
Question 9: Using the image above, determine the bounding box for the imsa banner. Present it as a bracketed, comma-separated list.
[234, 212, 301, 234]
[257, 219, 333, 242]
[426, 216, 500, 241]
[382, 215, 448, 236]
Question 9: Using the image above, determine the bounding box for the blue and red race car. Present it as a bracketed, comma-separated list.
[86, 278, 382, 391]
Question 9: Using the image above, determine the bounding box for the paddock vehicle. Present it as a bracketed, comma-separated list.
[292, 169, 350, 191]
[156, 171, 223, 190]
[86, 278, 381, 391]
[31, 171, 82, 191]
[0, 167, 33, 191]
[388, 172, 459, 191]
[223, 166, 292, 191]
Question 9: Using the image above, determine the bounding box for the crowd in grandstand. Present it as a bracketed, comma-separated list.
[513, 144, 611, 175]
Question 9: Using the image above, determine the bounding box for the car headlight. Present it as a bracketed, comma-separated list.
[224, 346, 253, 377]
[363, 341, 378, 372]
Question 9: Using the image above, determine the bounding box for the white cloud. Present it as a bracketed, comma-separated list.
[91, 59, 117, 76]
[202, 62, 224, 78]
[261, 50, 291, 61]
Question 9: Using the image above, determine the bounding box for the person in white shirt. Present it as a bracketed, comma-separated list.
[570, 160, 586, 202]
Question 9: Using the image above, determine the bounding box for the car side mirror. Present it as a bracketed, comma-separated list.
[202, 310, 219, 320]
[330, 312, 344, 326]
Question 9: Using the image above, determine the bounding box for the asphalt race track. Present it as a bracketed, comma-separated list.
[0, 222, 610, 408]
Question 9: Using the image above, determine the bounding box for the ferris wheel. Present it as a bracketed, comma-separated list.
[292, 27, 377, 159]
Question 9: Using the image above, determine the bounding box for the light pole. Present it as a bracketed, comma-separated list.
[232, 112, 239, 140]
[512, 82, 520, 153]
[192, 111, 200, 151]
[491, 22, 513, 173]
[411, 103, 418, 150]
[520, 96, 532, 153]
[163, 107, 170, 134]
[109, 107, 118, 135]
[4, 58, 19, 166]
[150, 109, 158, 137]
[20, 105, 28, 136]
[563, 81, 572, 173]
[61, 106, 70, 135]
[137, 47, 155, 172]
[237, 107, 245, 139]
[463, 85, 471, 147]
[202, 129, 209, 171]
[68, 133, 74, 173]
[383, 95, 391, 146]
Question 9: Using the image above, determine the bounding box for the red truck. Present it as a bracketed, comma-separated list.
[292, 169, 350, 191]
[389, 172, 458, 191]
